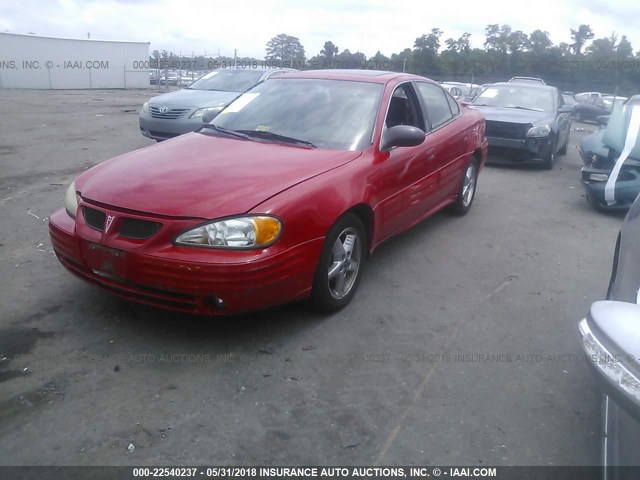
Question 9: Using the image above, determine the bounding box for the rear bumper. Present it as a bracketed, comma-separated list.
[139, 112, 202, 141]
[49, 208, 323, 316]
[486, 135, 553, 164]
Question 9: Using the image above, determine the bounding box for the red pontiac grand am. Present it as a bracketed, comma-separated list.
[49, 70, 487, 316]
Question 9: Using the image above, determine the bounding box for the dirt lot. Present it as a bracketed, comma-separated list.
[0, 88, 623, 466]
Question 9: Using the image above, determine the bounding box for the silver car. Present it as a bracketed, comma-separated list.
[139, 67, 294, 141]
[578, 185, 640, 471]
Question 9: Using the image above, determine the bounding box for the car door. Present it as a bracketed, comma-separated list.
[414, 81, 466, 202]
[374, 82, 433, 241]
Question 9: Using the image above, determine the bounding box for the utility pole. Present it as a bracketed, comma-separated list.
[403, 58, 406, 72]
[234, 49, 237, 67]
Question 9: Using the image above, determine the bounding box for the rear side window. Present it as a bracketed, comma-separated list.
[445, 91, 460, 116]
[415, 82, 454, 129]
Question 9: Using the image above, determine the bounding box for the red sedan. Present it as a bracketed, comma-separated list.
[49, 70, 487, 315]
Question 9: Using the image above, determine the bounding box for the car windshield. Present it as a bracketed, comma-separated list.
[188, 69, 265, 92]
[562, 94, 577, 105]
[210, 78, 383, 151]
[473, 85, 555, 112]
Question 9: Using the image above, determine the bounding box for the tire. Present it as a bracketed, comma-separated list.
[541, 137, 556, 170]
[448, 157, 479, 216]
[310, 213, 366, 313]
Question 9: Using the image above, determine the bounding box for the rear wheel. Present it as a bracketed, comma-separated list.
[448, 157, 479, 216]
[310, 214, 366, 313]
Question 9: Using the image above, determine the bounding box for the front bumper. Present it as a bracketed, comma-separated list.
[581, 166, 640, 212]
[49, 207, 323, 316]
[139, 111, 203, 141]
[486, 135, 554, 164]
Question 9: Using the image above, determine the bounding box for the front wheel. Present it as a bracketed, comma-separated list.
[310, 214, 366, 313]
[541, 137, 556, 170]
[448, 157, 479, 216]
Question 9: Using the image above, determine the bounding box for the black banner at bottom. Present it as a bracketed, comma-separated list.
[2, 466, 638, 480]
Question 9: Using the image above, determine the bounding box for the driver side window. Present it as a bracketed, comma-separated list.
[385, 84, 425, 130]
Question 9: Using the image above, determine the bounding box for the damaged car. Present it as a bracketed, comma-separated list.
[581, 96, 640, 212]
[471, 82, 572, 169]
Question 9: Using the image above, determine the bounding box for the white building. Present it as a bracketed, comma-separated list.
[0, 33, 150, 89]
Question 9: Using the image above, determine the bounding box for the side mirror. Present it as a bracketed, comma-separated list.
[380, 125, 425, 152]
[559, 104, 574, 114]
[596, 115, 609, 126]
[202, 110, 220, 124]
[578, 301, 640, 423]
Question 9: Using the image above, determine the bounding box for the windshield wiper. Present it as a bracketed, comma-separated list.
[200, 124, 251, 140]
[235, 130, 317, 148]
[505, 106, 544, 112]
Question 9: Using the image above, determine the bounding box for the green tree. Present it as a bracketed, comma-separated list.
[413, 28, 443, 75]
[570, 25, 594, 55]
[265, 34, 306, 65]
[529, 30, 552, 55]
[320, 41, 339, 62]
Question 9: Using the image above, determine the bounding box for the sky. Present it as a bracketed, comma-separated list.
[1, 0, 639, 59]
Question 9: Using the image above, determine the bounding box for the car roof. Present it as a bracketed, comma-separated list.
[275, 69, 430, 84]
[509, 77, 545, 85]
[487, 81, 556, 92]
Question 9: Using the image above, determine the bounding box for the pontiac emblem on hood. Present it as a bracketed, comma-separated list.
[105, 215, 115, 233]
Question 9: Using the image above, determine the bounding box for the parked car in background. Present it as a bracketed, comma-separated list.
[471, 82, 572, 169]
[149, 70, 159, 85]
[139, 67, 294, 141]
[562, 91, 577, 107]
[581, 96, 640, 211]
[508, 76, 546, 85]
[572, 96, 625, 123]
[440, 82, 467, 99]
[578, 192, 640, 476]
[573, 97, 610, 123]
[160, 71, 179, 86]
[51, 70, 487, 316]
[576, 91, 603, 102]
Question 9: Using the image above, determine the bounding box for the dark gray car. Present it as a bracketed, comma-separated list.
[471, 82, 573, 169]
[578, 193, 640, 477]
[139, 67, 294, 141]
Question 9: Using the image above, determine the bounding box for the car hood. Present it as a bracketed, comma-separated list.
[471, 106, 554, 125]
[77, 132, 361, 219]
[148, 89, 239, 109]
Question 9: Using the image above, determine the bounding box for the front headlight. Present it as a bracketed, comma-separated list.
[175, 216, 282, 248]
[526, 124, 551, 137]
[579, 318, 640, 403]
[190, 106, 224, 120]
[142, 101, 149, 114]
[64, 181, 78, 218]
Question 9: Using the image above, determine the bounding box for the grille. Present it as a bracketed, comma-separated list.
[119, 218, 162, 240]
[485, 121, 528, 140]
[84, 207, 106, 231]
[149, 130, 179, 139]
[149, 106, 190, 119]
